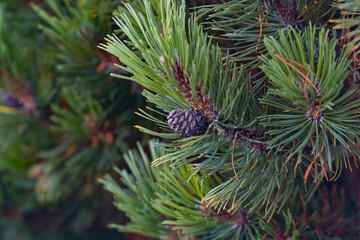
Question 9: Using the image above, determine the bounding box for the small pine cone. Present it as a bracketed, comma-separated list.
[0, 91, 23, 108]
[167, 109, 209, 138]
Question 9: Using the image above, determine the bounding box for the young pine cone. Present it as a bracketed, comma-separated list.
[0, 91, 23, 108]
[167, 109, 209, 138]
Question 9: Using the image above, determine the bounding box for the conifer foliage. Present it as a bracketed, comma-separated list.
[1, 0, 360, 239]
[101, 0, 360, 239]
[0, 0, 142, 239]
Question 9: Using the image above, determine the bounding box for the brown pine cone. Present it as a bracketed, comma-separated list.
[167, 109, 209, 138]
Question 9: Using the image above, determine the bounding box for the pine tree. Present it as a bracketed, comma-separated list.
[100, 0, 360, 239]
[0, 0, 144, 239]
[1, 0, 360, 239]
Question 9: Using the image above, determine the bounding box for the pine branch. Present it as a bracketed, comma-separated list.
[100, 1, 360, 237]
[103, 141, 360, 239]
[101, 0, 300, 217]
[194, 0, 337, 69]
[260, 25, 360, 179]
